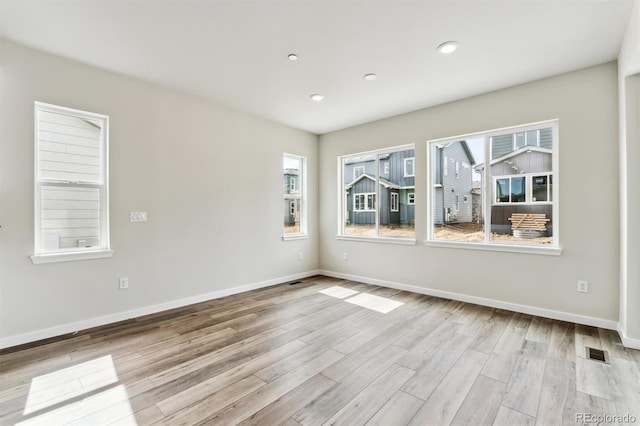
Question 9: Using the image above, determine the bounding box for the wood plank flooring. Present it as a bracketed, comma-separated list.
[1, 275, 639, 425]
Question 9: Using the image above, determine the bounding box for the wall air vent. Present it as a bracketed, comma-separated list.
[585, 347, 609, 363]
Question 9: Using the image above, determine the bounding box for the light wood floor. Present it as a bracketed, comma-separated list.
[1, 276, 639, 426]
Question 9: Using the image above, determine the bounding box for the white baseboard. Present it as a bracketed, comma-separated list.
[0, 270, 321, 350]
[617, 323, 640, 350]
[320, 269, 619, 331]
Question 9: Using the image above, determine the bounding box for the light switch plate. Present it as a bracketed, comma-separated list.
[130, 211, 147, 222]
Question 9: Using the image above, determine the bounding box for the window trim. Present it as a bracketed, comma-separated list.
[407, 192, 415, 205]
[282, 152, 308, 241]
[493, 173, 554, 205]
[31, 102, 111, 264]
[426, 119, 560, 254]
[353, 192, 376, 212]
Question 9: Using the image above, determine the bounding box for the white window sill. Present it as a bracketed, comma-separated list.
[31, 249, 114, 264]
[282, 234, 309, 242]
[336, 235, 416, 245]
[424, 240, 562, 256]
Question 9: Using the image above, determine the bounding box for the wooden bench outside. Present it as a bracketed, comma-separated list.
[508, 213, 549, 231]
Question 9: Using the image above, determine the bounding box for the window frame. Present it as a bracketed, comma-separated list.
[426, 119, 561, 255]
[407, 192, 415, 205]
[31, 102, 112, 264]
[353, 192, 376, 212]
[282, 152, 308, 241]
[337, 144, 416, 245]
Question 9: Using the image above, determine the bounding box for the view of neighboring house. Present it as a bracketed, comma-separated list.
[343, 149, 415, 227]
[475, 127, 554, 235]
[283, 167, 300, 229]
[433, 141, 476, 225]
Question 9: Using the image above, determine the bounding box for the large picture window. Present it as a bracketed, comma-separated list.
[427, 120, 559, 252]
[339, 145, 415, 240]
[32, 102, 111, 263]
[283, 153, 307, 239]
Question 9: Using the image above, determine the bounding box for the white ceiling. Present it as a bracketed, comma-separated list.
[0, 0, 635, 134]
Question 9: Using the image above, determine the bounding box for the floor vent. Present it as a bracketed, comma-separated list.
[586, 347, 609, 363]
[288, 280, 302, 286]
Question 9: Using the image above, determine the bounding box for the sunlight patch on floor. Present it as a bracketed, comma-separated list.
[318, 285, 359, 299]
[345, 293, 404, 314]
[18, 355, 137, 426]
[24, 355, 119, 415]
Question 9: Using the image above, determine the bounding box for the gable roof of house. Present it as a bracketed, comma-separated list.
[473, 146, 552, 171]
[345, 173, 400, 190]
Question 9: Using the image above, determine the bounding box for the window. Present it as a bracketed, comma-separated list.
[427, 120, 559, 252]
[390, 193, 399, 212]
[407, 192, 415, 205]
[340, 145, 415, 240]
[404, 157, 415, 177]
[495, 176, 526, 203]
[354, 193, 376, 211]
[283, 153, 307, 239]
[353, 166, 365, 179]
[32, 102, 111, 263]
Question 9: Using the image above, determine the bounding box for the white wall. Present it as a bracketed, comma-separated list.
[618, 0, 640, 347]
[0, 40, 319, 346]
[319, 62, 620, 326]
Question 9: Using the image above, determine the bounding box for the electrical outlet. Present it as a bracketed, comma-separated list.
[343, 252, 348, 261]
[577, 280, 588, 293]
[119, 277, 129, 290]
[130, 211, 147, 222]
[298, 252, 303, 261]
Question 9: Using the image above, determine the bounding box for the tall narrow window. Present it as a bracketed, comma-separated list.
[32, 102, 111, 263]
[283, 153, 307, 239]
[428, 120, 558, 251]
[340, 145, 415, 240]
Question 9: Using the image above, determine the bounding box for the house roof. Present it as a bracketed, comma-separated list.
[474, 146, 552, 171]
[345, 173, 400, 190]
[0, 0, 633, 134]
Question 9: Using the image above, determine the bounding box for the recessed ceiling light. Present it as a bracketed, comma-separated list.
[310, 94, 325, 102]
[437, 41, 458, 54]
[363, 73, 377, 81]
[288, 53, 298, 61]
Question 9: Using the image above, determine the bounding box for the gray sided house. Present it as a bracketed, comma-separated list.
[476, 127, 554, 235]
[283, 168, 300, 226]
[344, 150, 415, 226]
[433, 141, 476, 225]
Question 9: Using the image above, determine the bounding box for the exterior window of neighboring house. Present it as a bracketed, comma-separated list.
[427, 120, 559, 253]
[353, 193, 375, 211]
[32, 102, 111, 264]
[407, 193, 415, 205]
[390, 193, 399, 212]
[495, 176, 526, 203]
[283, 153, 307, 239]
[404, 157, 415, 177]
[340, 144, 415, 240]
